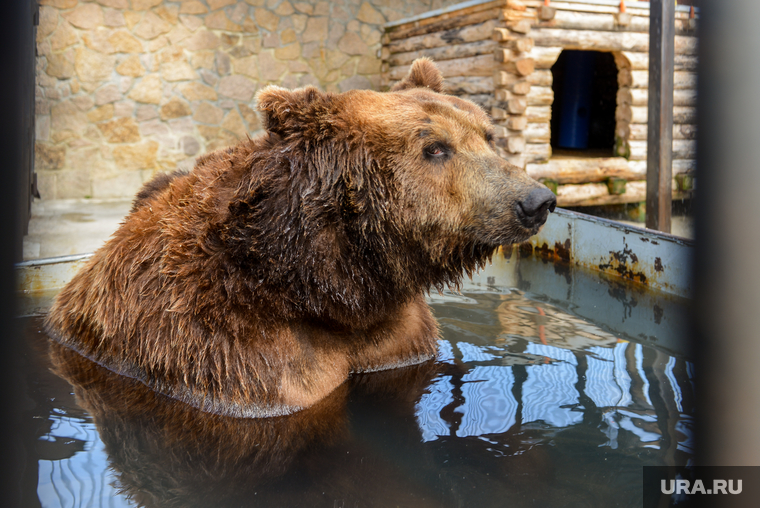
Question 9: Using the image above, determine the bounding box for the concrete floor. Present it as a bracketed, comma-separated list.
[23, 199, 133, 261]
[22, 199, 694, 262]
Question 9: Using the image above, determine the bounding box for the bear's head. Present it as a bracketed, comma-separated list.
[252, 59, 555, 292]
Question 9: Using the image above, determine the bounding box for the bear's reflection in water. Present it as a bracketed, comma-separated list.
[51, 341, 550, 508]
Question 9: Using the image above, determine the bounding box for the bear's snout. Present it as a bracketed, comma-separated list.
[515, 187, 557, 229]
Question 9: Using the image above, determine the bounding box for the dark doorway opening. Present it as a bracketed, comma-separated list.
[551, 50, 618, 157]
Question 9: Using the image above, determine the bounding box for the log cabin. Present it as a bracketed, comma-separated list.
[381, 0, 698, 207]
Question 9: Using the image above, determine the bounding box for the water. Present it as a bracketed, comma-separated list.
[16, 254, 693, 508]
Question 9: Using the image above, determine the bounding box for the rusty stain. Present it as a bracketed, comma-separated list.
[533, 238, 572, 264]
[598, 244, 648, 285]
[523, 210, 689, 296]
[653, 304, 663, 325]
[519, 242, 534, 258]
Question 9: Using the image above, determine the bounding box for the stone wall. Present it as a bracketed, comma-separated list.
[35, 0, 459, 200]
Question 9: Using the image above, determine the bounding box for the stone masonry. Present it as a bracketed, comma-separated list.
[35, 0, 459, 200]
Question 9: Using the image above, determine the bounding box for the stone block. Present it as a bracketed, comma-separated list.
[168, 25, 192, 45]
[338, 32, 369, 56]
[180, 15, 204, 32]
[160, 97, 192, 120]
[51, 100, 88, 133]
[136, 105, 159, 122]
[36, 115, 51, 141]
[357, 2, 385, 24]
[182, 136, 200, 156]
[83, 29, 118, 55]
[113, 141, 159, 170]
[67, 147, 102, 172]
[35, 142, 66, 170]
[302, 17, 328, 43]
[293, 2, 313, 15]
[218, 75, 256, 101]
[184, 30, 221, 51]
[103, 8, 127, 27]
[40, 0, 77, 8]
[46, 53, 75, 79]
[291, 14, 307, 33]
[338, 75, 371, 93]
[221, 109, 247, 138]
[200, 69, 218, 86]
[124, 11, 142, 30]
[262, 32, 280, 48]
[180, 1, 208, 15]
[37, 7, 57, 42]
[113, 101, 134, 118]
[132, 0, 162, 10]
[75, 47, 115, 83]
[128, 75, 162, 104]
[239, 103, 260, 131]
[232, 55, 259, 78]
[98, 117, 140, 143]
[96, 0, 129, 8]
[56, 170, 92, 199]
[148, 36, 169, 53]
[155, 5, 179, 25]
[179, 82, 218, 101]
[138, 119, 173, 145]
[229, 3, 249, 23]
[134, 12, 172, 40]
[117, 55, 146, 77]
[168, 117, 195, 135]
[93, 171, 143, 199]
[254, 8, 280, 32]
[162, 61, 197, 81]
[206, 11, 241, 32]
[87, 104, 115, 123]
[274, 42, 300, 60]
[50, 20, 79, 52]
[208, 0, 236, 10]
[357, 55, 381, 75]
[109, 30, 143, 53]
[258, 52, 287, 82]
[275, 1, 294, 15]
[216, 51, 231, 75]
[95, 84, 121, 105]
[64, 4, 105, 30]
[314, 1, 330, 16]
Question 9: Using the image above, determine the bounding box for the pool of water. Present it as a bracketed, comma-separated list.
[16, 253, 694, 508]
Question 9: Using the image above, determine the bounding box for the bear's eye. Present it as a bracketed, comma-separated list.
[485, 131, 494, 144]
[424, 142, 451, 161]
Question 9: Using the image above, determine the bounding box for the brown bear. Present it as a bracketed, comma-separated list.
[44, 58, 556, 418]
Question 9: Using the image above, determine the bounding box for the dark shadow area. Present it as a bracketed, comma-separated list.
[551, 50, 619, 156]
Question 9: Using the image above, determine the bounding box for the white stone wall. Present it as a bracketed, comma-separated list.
[35, 0, 458, 200]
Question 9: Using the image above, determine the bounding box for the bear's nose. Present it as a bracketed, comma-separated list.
[517, 187, 557, 227]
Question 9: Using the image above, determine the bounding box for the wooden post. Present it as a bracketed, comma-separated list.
[645, 0, 675, 233]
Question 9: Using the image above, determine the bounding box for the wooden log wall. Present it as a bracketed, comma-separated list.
[382, 0, 698, 207]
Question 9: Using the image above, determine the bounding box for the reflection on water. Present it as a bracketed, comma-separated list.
[419, 291, 693, 464]
[18, 258, 694, 508]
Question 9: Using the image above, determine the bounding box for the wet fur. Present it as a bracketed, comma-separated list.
[45, 59, 550, 417]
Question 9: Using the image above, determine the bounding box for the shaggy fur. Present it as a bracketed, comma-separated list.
[49, 341, 444, 508]
[45, 59, 554, 418]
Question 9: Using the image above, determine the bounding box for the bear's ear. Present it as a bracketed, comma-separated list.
[256, 85, 330, 136]
[391, 58, 445, 93]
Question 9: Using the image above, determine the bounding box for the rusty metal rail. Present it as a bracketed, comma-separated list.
[523, 208, 693, 297]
